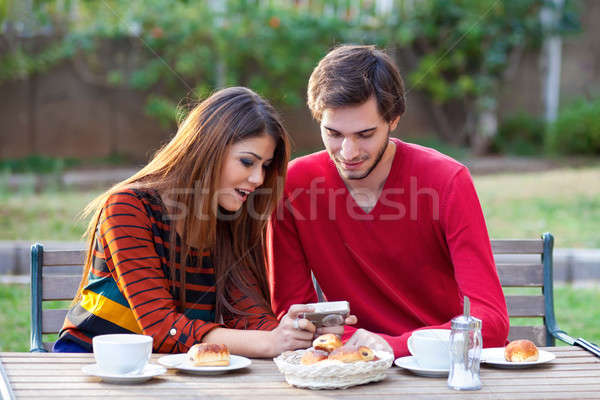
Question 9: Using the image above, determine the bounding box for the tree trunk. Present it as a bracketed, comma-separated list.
[470, 96, 498, 156]
[395, 46, 457, 144]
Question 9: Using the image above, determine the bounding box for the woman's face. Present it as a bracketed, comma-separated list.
[217, 134, 277, 212]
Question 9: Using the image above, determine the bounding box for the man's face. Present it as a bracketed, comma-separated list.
[320, 96, 399, 180]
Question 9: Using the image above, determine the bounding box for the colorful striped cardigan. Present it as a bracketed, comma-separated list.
[58, 189, 277, 353]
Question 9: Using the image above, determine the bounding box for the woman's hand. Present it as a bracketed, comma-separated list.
[315, 314, 358, 337]
[267, 304, 316, 356]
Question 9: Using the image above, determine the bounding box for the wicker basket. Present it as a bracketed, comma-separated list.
[273, 349, 394, 390]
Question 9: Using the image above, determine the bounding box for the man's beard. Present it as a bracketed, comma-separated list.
[340, 127, 391, 180]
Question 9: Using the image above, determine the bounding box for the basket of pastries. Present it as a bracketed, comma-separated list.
[274, 329, 394, 390]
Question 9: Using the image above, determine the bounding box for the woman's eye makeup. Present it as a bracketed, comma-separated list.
[240, 158, 254, 167]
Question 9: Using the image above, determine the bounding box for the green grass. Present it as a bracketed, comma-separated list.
[475, 166, 600, 248]
[0, 283, 69, 352]
[504, 286, 600, 346]
[0, 284, 597, 351]
[0, 188, 101, 241]
[0, 284, 29, 352]
[0, 154, 132, 174]
[403, 136, 469, 161]
[0, 155, 81, 174]
[1, 166, 600, 245]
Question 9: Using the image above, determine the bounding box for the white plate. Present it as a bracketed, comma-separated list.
[158, 354, 251, 375]
[394, 356, 449, 377]
[481, 347, 556, 368]
[81, 363, 166, 384]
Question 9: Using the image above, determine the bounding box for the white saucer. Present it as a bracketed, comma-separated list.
[481, 347, 556, 368]
[158, 354, 251, 375]
[81, 363, 167, 383]
[394, 356, 449, 377]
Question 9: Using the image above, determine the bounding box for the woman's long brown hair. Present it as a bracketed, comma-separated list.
[73, 87, 290, 320]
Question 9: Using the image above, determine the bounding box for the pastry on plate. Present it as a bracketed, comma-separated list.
[504, 339, 539, 362]
[187, 343, 230, 366]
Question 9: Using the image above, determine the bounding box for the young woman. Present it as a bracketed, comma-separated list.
[54, 87, 322, 356]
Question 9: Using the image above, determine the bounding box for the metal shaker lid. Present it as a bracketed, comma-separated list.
[451, 295, 482, 330]
[451, 315, 482, 330]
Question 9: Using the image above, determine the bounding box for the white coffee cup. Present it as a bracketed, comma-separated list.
[93, 334, 153, 375]
[407, 329, 451, 369]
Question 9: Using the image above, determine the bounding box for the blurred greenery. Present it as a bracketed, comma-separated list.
[0, 154, 131, 174]
[403, 135, 469, 160]
[390, 0, 580, 148]
[475, 166, 600, 249]
[0, 0, 581, 151]
[0, 0, 10, 25]
[400, 1, 563, 102]
[492, 112, 546, 156]
[0, 155, 80, 174]
[0, 188, 100, 241]
[546, 96, 600, 155]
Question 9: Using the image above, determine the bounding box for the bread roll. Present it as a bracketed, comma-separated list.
[327, 346, 375, 363]
[300, 349, 329, 365]
[504, 339, 539, 362]
[312, 334, 343, 353]
[187, 343, 230, 366]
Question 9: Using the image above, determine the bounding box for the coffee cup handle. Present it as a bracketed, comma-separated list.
[407, 334, 415, 356]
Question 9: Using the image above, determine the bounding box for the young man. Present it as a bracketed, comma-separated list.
[268, 45, 509, 357]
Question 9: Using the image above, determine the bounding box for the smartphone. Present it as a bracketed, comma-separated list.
[301, 301, 350, 327]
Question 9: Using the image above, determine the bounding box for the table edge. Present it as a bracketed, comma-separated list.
[0, 355, 16, 400]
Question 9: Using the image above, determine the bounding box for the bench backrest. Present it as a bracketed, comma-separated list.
[313, 233, 557, 347]
[31, 233, 557, 351]
[30, 244, 85, 352]
[493, 233, 556, 346]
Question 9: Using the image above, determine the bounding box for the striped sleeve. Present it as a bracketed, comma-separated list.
[222, 274, 278, 331]
[99, 190, 222, 353]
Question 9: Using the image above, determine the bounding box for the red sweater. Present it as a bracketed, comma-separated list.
[268, 139, 509, 357]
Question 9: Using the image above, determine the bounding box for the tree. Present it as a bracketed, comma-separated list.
[382, 0, 580, 153]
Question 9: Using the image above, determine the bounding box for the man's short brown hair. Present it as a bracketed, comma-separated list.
[307, 44, 406, 123]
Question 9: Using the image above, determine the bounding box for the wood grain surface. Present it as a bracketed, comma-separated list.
[2, 347, 599, 399]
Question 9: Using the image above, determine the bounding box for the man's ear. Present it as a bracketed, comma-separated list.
[389, 116, 401, 131]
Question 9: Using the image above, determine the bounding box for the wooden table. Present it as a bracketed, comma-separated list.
[1, 347, 599, 399]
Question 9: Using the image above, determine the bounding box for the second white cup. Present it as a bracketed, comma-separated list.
[407, 329, 451, 369]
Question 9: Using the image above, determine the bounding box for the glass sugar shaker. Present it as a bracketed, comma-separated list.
[447, 296, 482, 391]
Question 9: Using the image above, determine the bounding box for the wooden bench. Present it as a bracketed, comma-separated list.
[493, 233, 558, 346]
[30, 233, 563, 352]
[30, 244, 85, 352]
